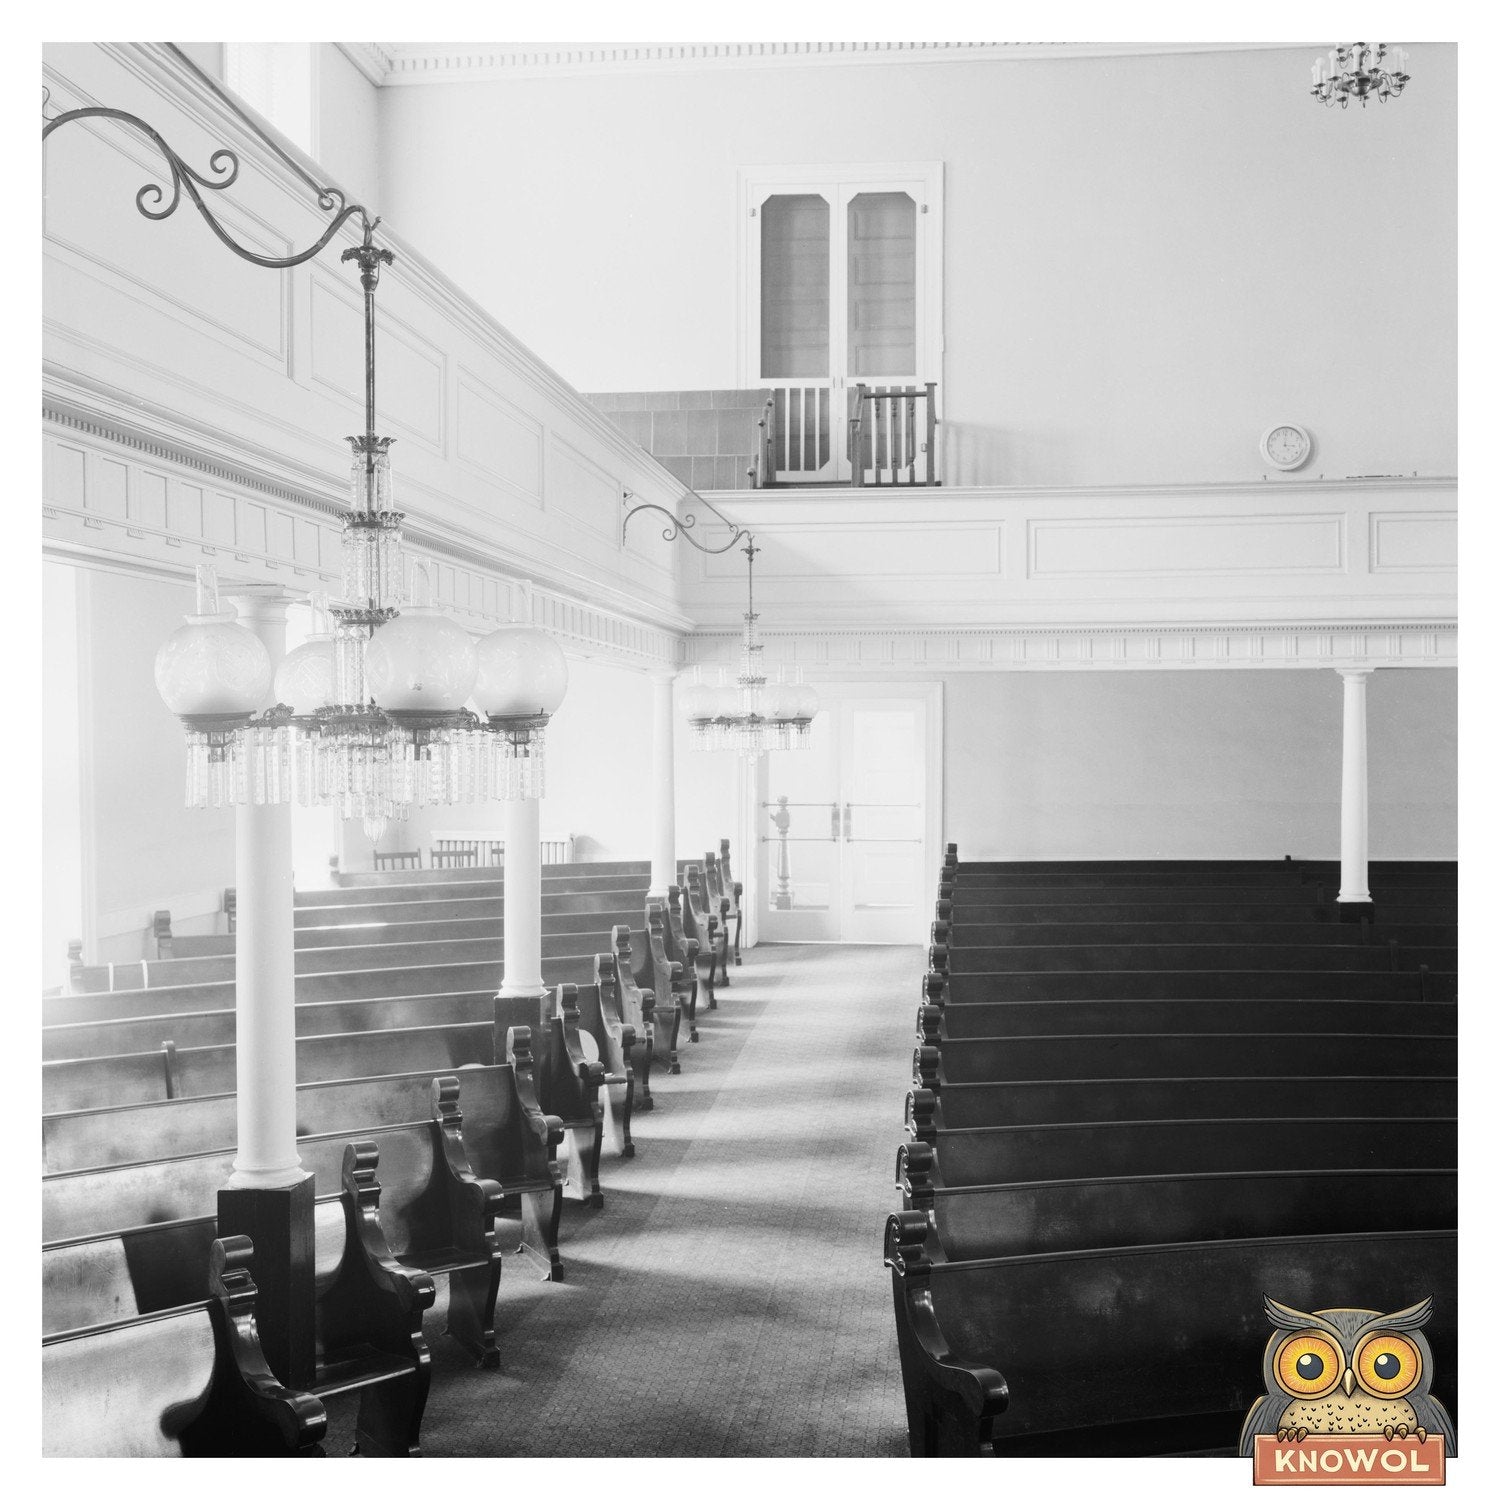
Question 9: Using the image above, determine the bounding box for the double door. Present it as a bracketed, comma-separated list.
[743, 165, 941, 483]
[756, 694, 933, 944]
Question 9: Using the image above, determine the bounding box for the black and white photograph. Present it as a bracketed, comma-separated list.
[34, 12, 1477, 1489]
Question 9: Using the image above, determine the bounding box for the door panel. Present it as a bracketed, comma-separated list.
[759, 694, 930, 944]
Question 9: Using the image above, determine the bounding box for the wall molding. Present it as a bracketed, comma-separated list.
[683, 622, 1458, 674]
[358, 41, 1310, 86]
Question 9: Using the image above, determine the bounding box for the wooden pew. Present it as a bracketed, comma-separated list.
[922, 996, 1457, 1041]
[45, 1139, 434, 1454]
[599, 926, 662, 1099]
[910, 1074, 1459, 1134]
[940, 898, 1458, 926]
[567, 980, 639, 1161]
[898, 1116, 1455, 1191]
[924, 1031, 1457, 1088]
[906, 1166, 1458, 1263]
[938, 919, 1457, 949]
[635, 900, 694, 1060]
[932, 968, 1454, 1002]
[885, 1216, 1457, 1457]
[44, 1044, 569, 1280]
[703, 851, 736, 979]
[663, 883, 702, 1023]
[43, 1234, 327, 1456]
[679, 867, 724, 1007]
[718, 837, 744, 965]
[935, 940, 1457, 975]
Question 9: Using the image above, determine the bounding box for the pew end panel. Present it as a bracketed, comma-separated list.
[318, 1142, 437, 1456]
[884, 1212, 1009, 1457]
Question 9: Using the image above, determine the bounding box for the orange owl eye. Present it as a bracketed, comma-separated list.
[1275, 1334, 1344, 1396]
[1355, 1334, 1421, 1398]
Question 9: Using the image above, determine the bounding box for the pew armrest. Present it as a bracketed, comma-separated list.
[885, 1212, 1009, 1455]
[323, 1142, 436, 1364]
[202, 1234, 328, 1455]
[429, 1077, 506, 1256]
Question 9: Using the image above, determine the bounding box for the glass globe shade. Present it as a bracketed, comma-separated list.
[761, 681, 796, 721]
[273, 634, 337, 715]
[679, 682, 715, 721]
[473, 625, 569, 718]
[154, 612, 272, 717]
[792, 682, 820, 720]
[364, 607, 478, 713]
[712, 683, 745, 719]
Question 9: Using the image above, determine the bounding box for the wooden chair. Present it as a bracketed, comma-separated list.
[374, 850, 422, 871]
[430, 845, 479, 870]
[719, 838, 744, 964]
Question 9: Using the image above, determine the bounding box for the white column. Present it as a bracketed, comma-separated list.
[226, 589, 306, 1187]
[498, 794, 545, 996]
[648, 671, 677, 900]
[1338, 668, 1374, 904]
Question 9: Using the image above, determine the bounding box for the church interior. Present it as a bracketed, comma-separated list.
[40, 39, 1460, 1475]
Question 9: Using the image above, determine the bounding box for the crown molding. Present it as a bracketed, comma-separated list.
[683, 621, 1458, 674]
[334, 42, 396, 86]
[356, 41, 1309, 86]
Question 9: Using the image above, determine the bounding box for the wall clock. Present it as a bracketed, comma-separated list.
[1260, 423, 1312, 471]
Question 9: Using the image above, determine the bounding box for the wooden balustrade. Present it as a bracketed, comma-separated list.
[849, 382, 939, 486]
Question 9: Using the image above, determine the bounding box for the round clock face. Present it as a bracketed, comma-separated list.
[1262, 424, 1311, 470]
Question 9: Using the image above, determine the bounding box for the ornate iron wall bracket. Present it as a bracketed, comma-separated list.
[620, 492, 745, 554]
[42, 98, 377, 269]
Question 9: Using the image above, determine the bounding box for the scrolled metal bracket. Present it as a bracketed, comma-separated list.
[621, 491, 745, 553]
[42, 97, 377, 269]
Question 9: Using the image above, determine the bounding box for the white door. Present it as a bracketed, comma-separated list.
[743, 165, 942, 484]
[756, 693, 933, 944]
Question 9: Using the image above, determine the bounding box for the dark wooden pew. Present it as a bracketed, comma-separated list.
[925, 1031, 1457, 1088]
[939, 919, 1457, 949]
[910, 1074, 1458, 1135]
[597, 934, 655, 1116]
[679, 867, 724, 1005]
[900, 1116, 1455, 1191]
[934, 968, 1454, 1002]
[923, 997, 1458, 1041]
[704, 849, 740, 972]
[663, 883, 702, 1022]
[45, 1138, 434, 1454]
[567, 980, 639, 1161]
[885, 1218, 1457, 1457]
[937, 941, 1457, 975]
[44, 1042, 569, 1280]
[718, 838, 744, 964]
[43, 1234, 327, 1456]
[940, 899, 1458, 926]
[635, 900, 696, 1056]
[910, 1167, 1458, 1262]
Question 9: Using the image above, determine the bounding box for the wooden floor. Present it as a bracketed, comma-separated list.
[327, 943, 924, 1457]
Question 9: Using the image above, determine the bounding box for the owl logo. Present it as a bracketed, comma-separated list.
[1240, 1296, 1456, 1457]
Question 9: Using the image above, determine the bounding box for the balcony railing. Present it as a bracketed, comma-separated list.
[848, 382, 940, 487]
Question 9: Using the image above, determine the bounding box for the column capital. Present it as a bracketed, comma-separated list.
[226, 585, 300, 626]
[1336, 666, 1376, 681]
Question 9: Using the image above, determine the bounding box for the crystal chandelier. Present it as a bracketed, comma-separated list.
[1310, 43, 1410, 108]
[49, 103, 574, 815]
[677, 538, 818, 755]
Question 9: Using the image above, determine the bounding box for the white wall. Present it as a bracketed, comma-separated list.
[316, 45, 382, 212]
[43, 563, 86, 988]
[942, 667, 1457, 861]
[78, 568, 237, 962]
[377, 46, 1456, 487]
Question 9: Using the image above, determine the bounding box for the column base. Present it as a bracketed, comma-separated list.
[217, 1174, 317, 1389]
[496, 982, 549, 1000]
[1337, 894, 1373, 907]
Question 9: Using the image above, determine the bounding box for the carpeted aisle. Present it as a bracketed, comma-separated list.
[400, 942, 922, 1457]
